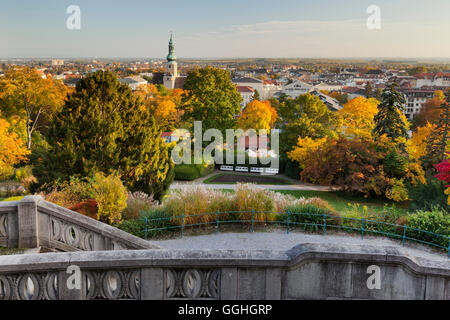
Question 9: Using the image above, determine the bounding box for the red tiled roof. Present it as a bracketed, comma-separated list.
[236, 85, 255, 93]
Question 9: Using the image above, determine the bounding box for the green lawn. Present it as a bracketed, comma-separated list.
[274, 190, 409, 217]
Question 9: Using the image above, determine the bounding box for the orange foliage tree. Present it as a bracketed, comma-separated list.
[413, 91, 445, 129]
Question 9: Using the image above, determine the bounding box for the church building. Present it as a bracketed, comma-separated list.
[163, 33, 186, 89]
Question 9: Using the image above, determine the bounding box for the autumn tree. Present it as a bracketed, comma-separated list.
[0, 67, 67, 149]
[276, 93, 338, 154]
[410, 122, 436, 160]
[238, 100, 277, 132]
[135, 84, 186, 131]
[413, 90, 445, 129]
[423, 92, 450, 170]
[0, 112, 30, 179]
[32, 71, 174, 200]
[337, 96, 379, 140]
[181, 67, 242, 133]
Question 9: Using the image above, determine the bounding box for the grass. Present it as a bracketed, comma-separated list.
[274, 190, 409, 216]
[203, 173, 293, 185]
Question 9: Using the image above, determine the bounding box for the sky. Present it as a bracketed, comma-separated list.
[1, 0, 450, 59]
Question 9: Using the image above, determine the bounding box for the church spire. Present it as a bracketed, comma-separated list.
[167, 32, 177, 62]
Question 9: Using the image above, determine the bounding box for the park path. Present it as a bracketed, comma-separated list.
[170, 170, 335, 191]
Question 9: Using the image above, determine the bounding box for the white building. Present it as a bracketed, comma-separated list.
[236, 86, 255, 109]
[401, 88, 434, 120]
[278, 80, 313, 98]
[415, 73, 450, 88]
[119, 76, 148, 91]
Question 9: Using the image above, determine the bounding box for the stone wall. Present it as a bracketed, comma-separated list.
[0, 243, 448, 300]
[0, 196, 158, 252]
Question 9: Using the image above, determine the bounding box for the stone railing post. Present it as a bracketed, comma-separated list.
[17, 195, 43, 248]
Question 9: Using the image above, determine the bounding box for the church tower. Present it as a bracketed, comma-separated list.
[164, 33, 178, 89]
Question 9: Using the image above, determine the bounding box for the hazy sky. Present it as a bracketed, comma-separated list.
[1, 0, 449, 58]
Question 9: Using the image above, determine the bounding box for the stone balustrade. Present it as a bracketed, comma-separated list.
[0, 243, 448, 300]
[0, 196, 158, 252]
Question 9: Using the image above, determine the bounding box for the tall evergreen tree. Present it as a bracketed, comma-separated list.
[252, 89, 261, 101]
[373, 79, 409, 145]
[32, 71, 174, 200]
[422, 91, 450, 171]
[365, 82, 373, 98]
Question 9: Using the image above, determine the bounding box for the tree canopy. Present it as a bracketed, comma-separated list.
[32, 70, 174, 200]
[181, 67, 242, 133]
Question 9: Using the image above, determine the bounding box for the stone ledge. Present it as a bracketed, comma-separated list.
[0, 243, 448, 276]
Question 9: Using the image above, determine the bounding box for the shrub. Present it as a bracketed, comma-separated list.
[408, 177, 449, 211]
[91, 173, 128, 224]
[174, 165, 200, 181]
[282, 203, 341, 232]
[0, 196, 24, 202]
[21, 175, 37, 194]
[163, 186, 232, 225]
[232, 184, 276, 221]
[123, 192, 157, 220]
[41, 176, 96, 209]
[69, 200, 98, 219]
[284, 159, 301, 180]
[119, 207, 175, 238]
[407, 208, 450, 248]
[385, 178, 409, 202]
[14, 166, 33, 182]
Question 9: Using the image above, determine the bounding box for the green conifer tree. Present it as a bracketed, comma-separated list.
[32, 70, 174, 200]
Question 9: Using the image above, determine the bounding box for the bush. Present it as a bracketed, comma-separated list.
[232, 184, 276, 221]
[281, 203, 341, 232]
[123, 192, 157, 220]
[174, 165, 200, 181]
[119, 207, 175, 238]
[407, 208, 450, 248]
[408, 177, 449, 211]
[174, 161, 215, 181]
[68, 200, 98, 219]
[14, 166, 33, 182]
[91, 173, 128, 224]
[163, 186, 233, 225]
[284, 159, 301, 180]
[41, 176, 96, 209]
[0, 196, 24, 202]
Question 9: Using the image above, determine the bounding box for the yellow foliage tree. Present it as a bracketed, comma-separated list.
[0, 67, 68, 149]
[337, 96, 379, 140]
[287, 136, 328, 169]
[135, 84, 185, 130]
[0, 112, 30, 179]
[410, 122, 436, 160]
[238, 100, 278, 132]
